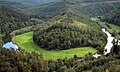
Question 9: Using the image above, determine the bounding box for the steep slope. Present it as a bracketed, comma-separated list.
[28, 0, 89, 21]
[32, 5, 107, 50]
[0, 0, 27, 9]
[102, 8, 120, 26]
[29, 1, 67, 21]
[66, 0, 120, 17]
[4, 0, 59, 5]
[0, 0, 59, 9]
[28, 0, 120, 20]
[32, 0, 120, 50]
[0, 5, 42, 34]
[0, 0, 21, 5]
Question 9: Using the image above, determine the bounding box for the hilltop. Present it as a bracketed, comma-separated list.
[31, 0, 120, 50]
[33, 22, 106, 50]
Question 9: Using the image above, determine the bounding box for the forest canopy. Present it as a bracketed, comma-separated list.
[102, 8, 120, 26]
[33, 22, 107, 50]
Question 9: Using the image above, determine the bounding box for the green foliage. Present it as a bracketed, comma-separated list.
[102, 8, 120, 26]
[29, 1, 67, 21]
[12, 32, 96, 60]
[0, 47, 48, 72]
[27, 0, 120, 21]
[47, 46, 120, 72]
[0, 0, 22, 6]
[0, 5, 42, 35]
[0, 44, 120, 72]
[91, 17, 120, 39]
[33, 22, 106, 50]
[79, 2, 120, 17]
[1, 0, 120, 71]
[0, 34, 4, 46]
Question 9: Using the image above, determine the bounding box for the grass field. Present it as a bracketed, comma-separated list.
[12, 32, 96, 60]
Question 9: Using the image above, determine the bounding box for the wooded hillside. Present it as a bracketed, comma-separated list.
[102, 8, 120, 26]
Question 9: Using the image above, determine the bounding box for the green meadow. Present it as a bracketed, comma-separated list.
[12, 32, 96, 60]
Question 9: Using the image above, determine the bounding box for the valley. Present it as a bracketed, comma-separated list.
[0, 0, 120, 72]
[80, 0, 120, 6]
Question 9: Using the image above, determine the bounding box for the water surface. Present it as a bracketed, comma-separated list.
[3, 42, 19, 50]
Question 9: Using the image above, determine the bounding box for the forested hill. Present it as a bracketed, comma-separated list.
[0, 5, 42, 34]
[32, 0, 108, 50]
[65, 0, 120, 17]
[33, 22, 107, 50]
[0, 0, 120, 72]
[3, 0, 59, 5]
[0, 0, 21, 6]
[31, 0, 120, 50]
[0, 0, 59, 9]
[102, 8, 120, 26]
[28, 0, 120, 20]
[1, 0, 120, 22]
[28, 1, 67, 21]
[0, 6, 30, 20]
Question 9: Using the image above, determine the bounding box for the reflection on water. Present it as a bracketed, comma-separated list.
[3, 42, 19, 50]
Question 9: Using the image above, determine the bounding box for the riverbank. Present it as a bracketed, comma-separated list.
[93, 27, 120, 58]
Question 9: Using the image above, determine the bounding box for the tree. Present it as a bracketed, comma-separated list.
[0, 34, 4, 46]
[74, 54, 77, 58]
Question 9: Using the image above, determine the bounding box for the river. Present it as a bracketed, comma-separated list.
[102, 28, 114, 55]
[93, 28, 115, 58]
